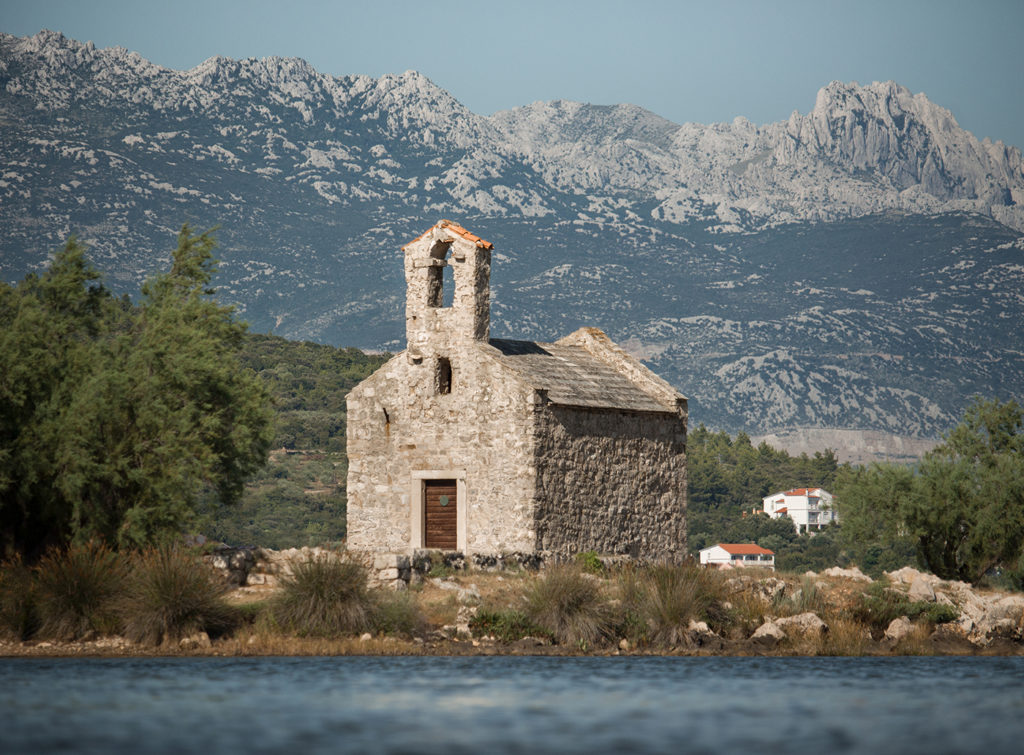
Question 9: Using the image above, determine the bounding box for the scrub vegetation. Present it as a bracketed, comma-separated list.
[0, 551, 977, 656]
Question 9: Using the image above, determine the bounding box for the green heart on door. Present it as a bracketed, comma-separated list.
[439, 495, 449, 507]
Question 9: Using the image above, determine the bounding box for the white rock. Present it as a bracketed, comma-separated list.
[776, 612, 828, 637]
[179, 631, 211, 650]
[752, 620, 786, 645]
[884, 616, 914, 642]
[823, 566, 871, 582]
[908, 576, 936, 603]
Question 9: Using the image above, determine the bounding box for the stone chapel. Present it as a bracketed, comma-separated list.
[345, 220, 688, 561]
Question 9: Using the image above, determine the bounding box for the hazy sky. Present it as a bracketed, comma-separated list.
[5, 0, 1023, 148]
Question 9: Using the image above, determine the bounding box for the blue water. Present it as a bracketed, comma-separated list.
[1, 655, 1023, 754]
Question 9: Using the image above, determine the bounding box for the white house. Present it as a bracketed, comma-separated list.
[699, 543, 775, 570]
[762, 488, 837, 533]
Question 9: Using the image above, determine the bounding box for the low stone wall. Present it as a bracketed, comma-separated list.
[369, 550, 545, 588]
[203, 546, 341, 589]
[203, 546, 546, 591]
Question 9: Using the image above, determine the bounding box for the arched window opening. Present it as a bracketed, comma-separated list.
[441, 262, 455, 308]
[435, 357, 452, 395]
[426, 241, 453, 309]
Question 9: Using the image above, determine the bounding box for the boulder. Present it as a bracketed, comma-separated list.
[823, 566, 871, 582]
[688, 619, 724, 650]
[753, 578, 787, 604]
[179, 631, 211, 650]
[432, 579, 481, 604]
[988, 595, 1024, 623]
[907, 576, 936, 603]
[929, 622, 976, 653]
[688, 619, 711, 634]
[885, 566, 941, 586]
[884, 616, 914, 642]
[972, 617, 1020, 646]
[751, 620, 786, 648]
[776, 612, 828, 638]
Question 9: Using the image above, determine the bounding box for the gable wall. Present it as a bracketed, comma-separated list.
[346, 347, 538, 555]
[533, 404, 687, 560]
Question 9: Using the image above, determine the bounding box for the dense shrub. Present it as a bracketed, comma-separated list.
[574, 551, 604, 575]
[524, 565, 612, 648]
[469, 608, 548, 643]
[0, 556, 37, 641]
[120, 547, 237, 645]
[34, 541, 124, 640]
[852, 582, 959, 633]
[271, 556, 373, 637]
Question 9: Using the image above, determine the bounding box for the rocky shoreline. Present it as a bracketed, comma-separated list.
[4, 553, 1023, 658]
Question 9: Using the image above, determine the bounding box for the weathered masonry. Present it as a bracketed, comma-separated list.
[346, 220, 688, 561]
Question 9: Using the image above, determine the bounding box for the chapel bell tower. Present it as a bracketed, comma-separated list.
[403, 220, 492, 357]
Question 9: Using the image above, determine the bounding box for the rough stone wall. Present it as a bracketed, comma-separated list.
[404, 225, 490, 354]
[533, 404, 687, 561]
[346, 346, 539, 556]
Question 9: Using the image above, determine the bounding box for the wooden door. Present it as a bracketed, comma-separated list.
[424, 479, 457, 549]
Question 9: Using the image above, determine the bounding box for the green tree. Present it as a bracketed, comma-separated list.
[907, 398, 1024, 583]
[0, 237, 108, 555]
[837, 398, 1024, 584]
[835, 463, 918, 576]
[0, 227, 273, 555]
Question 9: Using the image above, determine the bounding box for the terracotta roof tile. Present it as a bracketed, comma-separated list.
[716, 543, 775, 556]
[403, 220, 493, 251]
[777, 488, 823, 497]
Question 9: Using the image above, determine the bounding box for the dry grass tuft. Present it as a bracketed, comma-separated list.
[373, 588, 428, 638]
[636, 564, 723, 647]
[119, 547, 238, 646]
[0, 555, 37, 641]
[524, 564, 613, 648]
[34, 541, 124, 641]
[270, 556, 373, 637]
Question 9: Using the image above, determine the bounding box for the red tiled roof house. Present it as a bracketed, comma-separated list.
[699, 543, 776, 570]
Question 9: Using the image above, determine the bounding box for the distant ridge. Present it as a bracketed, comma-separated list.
[2, 30, 1022, 460]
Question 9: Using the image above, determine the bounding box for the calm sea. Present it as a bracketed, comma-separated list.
[1, 655, 1022, 754]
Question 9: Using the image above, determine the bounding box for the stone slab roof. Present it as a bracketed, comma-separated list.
[488, 338, 675, 414]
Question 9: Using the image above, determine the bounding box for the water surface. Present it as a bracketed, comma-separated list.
[2, 655, 1022, 754]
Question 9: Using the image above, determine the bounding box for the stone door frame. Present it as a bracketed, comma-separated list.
[410, 470, 467, 552]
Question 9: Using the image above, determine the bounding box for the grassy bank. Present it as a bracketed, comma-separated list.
[3, 545, 1014, 658]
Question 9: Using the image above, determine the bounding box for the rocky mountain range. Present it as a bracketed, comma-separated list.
[2, 30, 1023, 461]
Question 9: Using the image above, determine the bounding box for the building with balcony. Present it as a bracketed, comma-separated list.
[762, 487, 837, 533]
